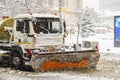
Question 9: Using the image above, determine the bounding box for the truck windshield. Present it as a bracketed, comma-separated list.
[33, 18, 61, 34]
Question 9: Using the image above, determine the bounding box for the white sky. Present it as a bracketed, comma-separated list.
[83, 0, 99, 9]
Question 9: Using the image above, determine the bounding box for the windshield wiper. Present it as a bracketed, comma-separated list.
[38, 25, 50, 33]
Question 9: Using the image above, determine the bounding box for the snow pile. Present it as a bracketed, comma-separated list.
[34, 72, 120, 80]
[65, 33, 120, 54]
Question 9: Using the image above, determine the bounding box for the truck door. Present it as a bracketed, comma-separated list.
[14, 19, 33, 48]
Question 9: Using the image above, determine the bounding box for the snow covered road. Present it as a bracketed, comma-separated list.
[0, 54, 120, 80]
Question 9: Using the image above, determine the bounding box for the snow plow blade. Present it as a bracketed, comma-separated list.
[28, 50, 100, 72]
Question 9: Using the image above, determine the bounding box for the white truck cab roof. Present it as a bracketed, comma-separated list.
[15, 14, 59, 19]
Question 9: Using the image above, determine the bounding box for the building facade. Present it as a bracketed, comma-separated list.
[48, 0, 83, 10]
[0, 0, 84, 31]
[48, 0, 83, 31]
[100, 0, 120, 11]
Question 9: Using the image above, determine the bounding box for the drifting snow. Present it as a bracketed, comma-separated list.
[65, 33, 120, 54]
[0, 53, 119, 80]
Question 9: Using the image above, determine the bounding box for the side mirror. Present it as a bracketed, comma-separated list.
[31, 16, 37, 24]
[63, 21, 66, 32]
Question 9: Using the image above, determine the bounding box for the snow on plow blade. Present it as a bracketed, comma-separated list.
[28, 50, 100, 72]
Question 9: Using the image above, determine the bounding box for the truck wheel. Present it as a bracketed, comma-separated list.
[10, 51, 24, 69]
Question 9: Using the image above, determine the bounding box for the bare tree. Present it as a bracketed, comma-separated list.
[1, 0, 14, 17]
[0, 0, 53, 17]
[0, 0, 27, 17]
[14, 0, 52, 14]
[35, 0, 51, 13]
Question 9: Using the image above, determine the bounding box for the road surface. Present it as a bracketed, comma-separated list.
[0, 53, 120, 80]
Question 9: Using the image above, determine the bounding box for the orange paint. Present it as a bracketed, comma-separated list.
[42, 59, 88, 70]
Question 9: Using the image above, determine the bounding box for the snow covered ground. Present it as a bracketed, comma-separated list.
[90, 34, 120, 54]
[0, 54, 120, 80]
[82, 33, 120, 54]
[65, 33, 120, 55]
[0, 33, 120, 80]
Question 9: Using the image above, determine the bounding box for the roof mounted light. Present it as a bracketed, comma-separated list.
[29, 12, 32, 15]
[2, 16, 9, 19]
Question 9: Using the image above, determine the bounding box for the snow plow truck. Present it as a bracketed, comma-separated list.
[0, 14, 100, 72]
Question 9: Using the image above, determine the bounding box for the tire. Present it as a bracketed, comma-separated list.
[10, 51, 24, 69]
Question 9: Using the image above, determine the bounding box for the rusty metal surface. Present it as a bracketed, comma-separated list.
[33, 49, 98, 55]
[28, 50, 100, 72]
